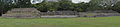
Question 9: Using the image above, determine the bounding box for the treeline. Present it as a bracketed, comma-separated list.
[0, 0, 120, 16]
[33, 0, 120, 12]
[33, 0, 89, 12]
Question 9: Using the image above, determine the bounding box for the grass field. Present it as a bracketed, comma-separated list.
[0, 16, 120, 27]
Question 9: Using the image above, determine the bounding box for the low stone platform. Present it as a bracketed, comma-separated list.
[2, 8, 40, 18]
[78, 10, 120, 17]
[41, 15, 78, 18]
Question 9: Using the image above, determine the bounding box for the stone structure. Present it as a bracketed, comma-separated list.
[78, 10, 120, 17]
[40, 11, 79, 18]
[87, 10, 118, 13]
[2, 9, 120, 18]
[40, 11, 78, 15]
[2, 8, 40, 18]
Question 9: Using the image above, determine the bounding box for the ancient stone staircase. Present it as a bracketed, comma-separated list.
[2, 8, 40, 18]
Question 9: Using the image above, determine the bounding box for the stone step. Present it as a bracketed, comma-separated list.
[2, 8, 40, 18]
[7, 10, 39, 13]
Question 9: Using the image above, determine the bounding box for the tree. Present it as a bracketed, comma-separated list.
[33, 0, 90, 12]
[90, 0, 120, 10]
[33, 2, 49, 12]
[0, 0, 32, 16]
[0, 1, 2, 16]
[58, 0, 73, 11]
[33, 0, 59, 12]
[13, 0, 32, 8]
[0, 1, 13, 16]
[112, 1, 120, 12]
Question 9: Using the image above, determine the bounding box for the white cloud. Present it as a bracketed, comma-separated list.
[31, 0, 43, 4]
[30, 0, 91, 4]
[72, 0, 91, 3]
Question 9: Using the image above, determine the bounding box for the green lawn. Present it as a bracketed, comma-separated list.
[0, 16, 120, 27]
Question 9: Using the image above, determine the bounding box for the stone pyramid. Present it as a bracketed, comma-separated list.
[2, 8, 40, 18]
